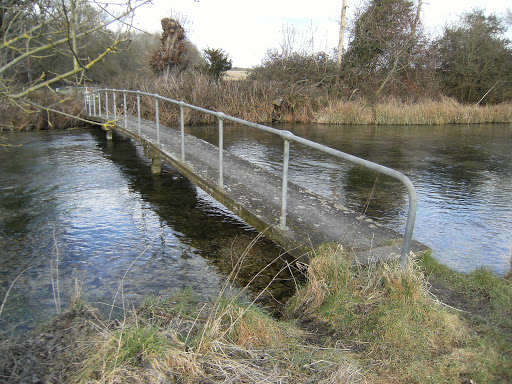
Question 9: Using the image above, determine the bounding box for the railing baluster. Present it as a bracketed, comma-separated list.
[105, 91, 108, 117]
[123, 91, 127, 128]
[137, 92, 141, 134]
[218, 115, 224, 188]
[98, 92, 101, 116]
[93, 92, 96, 116]
[180, 103, 185, 162]
[155, 98, 160, 145]
[279, 139, 290, 230]
[113, 92, 117, 120]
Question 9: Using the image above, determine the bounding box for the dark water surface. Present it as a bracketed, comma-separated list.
[0, 130, 294, 333]
[186, 123, 512, 276]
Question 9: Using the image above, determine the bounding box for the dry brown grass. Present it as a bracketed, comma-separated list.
[286, 245, 475, 383]
[59, 237, 364, 384]
[61, 291, 364, 384]
[115, 71, 512, 127]
[0, 90, 85, 131]
[315, 97, 512, 125]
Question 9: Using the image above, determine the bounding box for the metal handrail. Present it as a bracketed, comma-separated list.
[85, 88, 418, 270]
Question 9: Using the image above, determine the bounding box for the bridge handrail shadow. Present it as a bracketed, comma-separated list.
[85, 88, 418, 270]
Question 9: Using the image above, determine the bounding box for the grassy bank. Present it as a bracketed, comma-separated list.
[1, 246, 510, 383]
[112, 73, 512, 126]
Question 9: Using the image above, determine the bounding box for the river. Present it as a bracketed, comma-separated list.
[186, 122, 512, 276]
[1, 123, 511, 333]
[0, 129, 294, 333]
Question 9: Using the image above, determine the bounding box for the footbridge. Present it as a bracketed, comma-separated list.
[84, 89, 427, 269]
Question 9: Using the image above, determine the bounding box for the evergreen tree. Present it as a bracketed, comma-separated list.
[203, 48, 232, 81]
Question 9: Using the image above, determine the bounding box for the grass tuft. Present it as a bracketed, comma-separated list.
[287, 246, 512, 382]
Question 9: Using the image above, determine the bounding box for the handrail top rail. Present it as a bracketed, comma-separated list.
[91, 88, 416, 200]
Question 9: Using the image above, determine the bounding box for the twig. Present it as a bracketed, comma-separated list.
[108, 238, 155, 321]
[51, 227, 61, 314]
[477, 81, 499, 105]
[0, 267, 34, 318]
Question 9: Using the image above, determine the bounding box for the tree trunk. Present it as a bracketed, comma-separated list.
[337, 0, 348, 66]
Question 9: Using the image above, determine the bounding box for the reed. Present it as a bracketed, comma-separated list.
[112, 72, 324, 125]
[0, 90, 84, 131]
[316, 97, 512, 125]
[110, 72, 512, 126]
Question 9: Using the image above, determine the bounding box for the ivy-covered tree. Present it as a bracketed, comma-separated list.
[203, 48, 232, 81]
[343, 0, 429, 97]
[435, 9, 512, 104]
[149, 18, 202, 76]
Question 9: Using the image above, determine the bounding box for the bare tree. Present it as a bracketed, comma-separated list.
[0, 0, 150, 101]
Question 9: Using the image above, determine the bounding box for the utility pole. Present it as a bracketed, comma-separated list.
[337, 0, 348, 66]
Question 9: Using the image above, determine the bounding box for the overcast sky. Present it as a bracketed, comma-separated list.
[133, 0, 511, 68]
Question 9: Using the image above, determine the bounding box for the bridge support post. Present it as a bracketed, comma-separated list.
[106, 129, 113, 140]
[151, 157, 162, 174]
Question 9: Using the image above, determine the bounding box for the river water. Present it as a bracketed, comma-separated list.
[0, 129, 294, 333]
[186, 123, 512, 276]
[1, 123, 511, 332]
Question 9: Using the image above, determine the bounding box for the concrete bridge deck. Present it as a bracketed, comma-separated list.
[86, 112, 428, 262]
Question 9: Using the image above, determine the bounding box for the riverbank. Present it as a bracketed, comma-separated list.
[1, 248, 510, 383]
[1, 85, 511, 131]
[0, 90, 84, 132]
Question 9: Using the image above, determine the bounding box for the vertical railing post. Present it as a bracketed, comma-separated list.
[218, 114, 224, 188]
[155, 97, 160, 145]
[400, 184, 418, 270]
[123, 91, 127, 128]
[113, 92, 117, 120]
[92, 92, 96, 116]
[98, 92, 101, 116]
[137, 92, 141, 134]
[84, 90, 87, 112]
[87, 92, 92, 116]
[105, 91, 108, 118]
[279, 139, 290, 230]
[180, 103, 185, 162]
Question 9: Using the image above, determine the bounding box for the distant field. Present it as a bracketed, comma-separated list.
[225, 69, 248, 80]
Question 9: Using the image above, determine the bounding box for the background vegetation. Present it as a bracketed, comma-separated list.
[2, 0, 512, 130]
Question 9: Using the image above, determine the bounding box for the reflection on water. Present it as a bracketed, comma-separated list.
[186, 123, 512, 276]
[0, 130, 294, 333]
